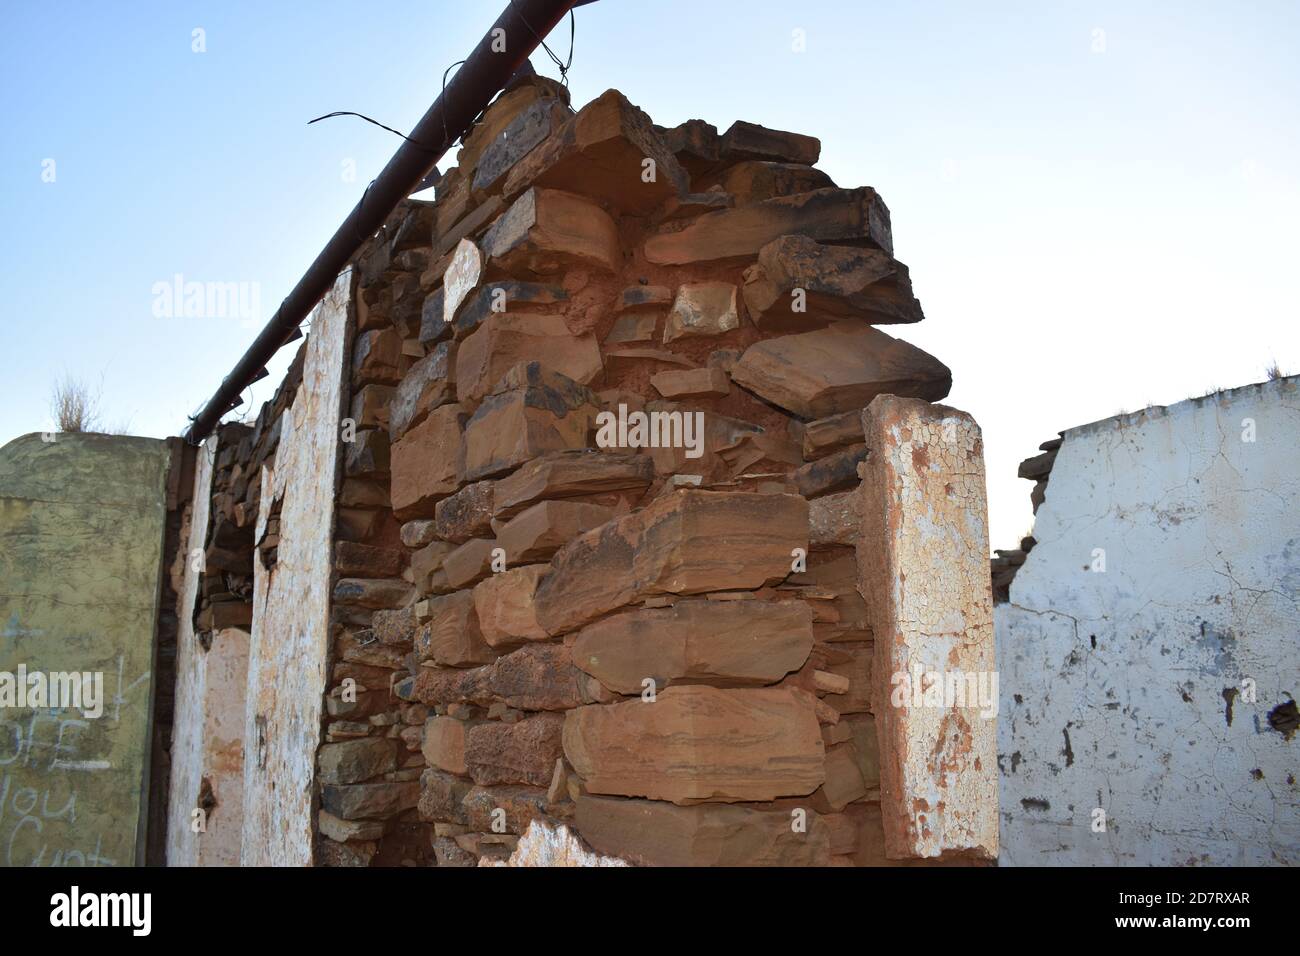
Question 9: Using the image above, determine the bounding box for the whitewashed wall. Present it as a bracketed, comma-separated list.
[998, 377, 1299, 865]
[241, 273, 350, 866]
[165, 435, 215, 865]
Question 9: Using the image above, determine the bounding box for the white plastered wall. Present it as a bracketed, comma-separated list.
[998, 377, 1300, 865]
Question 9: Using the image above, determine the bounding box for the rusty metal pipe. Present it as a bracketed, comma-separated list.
[184, 0, 578, 442]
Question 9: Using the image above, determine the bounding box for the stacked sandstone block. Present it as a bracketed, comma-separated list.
[316, 74, 971, 866]
[193, 355, 303, 644]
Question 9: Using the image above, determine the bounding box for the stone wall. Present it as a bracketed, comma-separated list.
[996, 377, 1300, 865]
[311, 78, 997, 866]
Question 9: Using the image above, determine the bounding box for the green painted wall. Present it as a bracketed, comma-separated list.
[0, 432, 170, 866]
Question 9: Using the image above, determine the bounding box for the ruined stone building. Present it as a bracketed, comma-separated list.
[160, 78, 1000, 867]
[995, 377, 1300, 865]
[11, 73, 1290, 870]
[3, 79, 999, 867]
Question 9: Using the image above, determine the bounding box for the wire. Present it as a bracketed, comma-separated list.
[441, 59, 467, 149]
[510, 2, 575, 86]
[307, 110, 440, 153]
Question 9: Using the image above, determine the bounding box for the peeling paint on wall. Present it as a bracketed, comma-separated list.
[857, 395, 998, 859]
[165, 435, 215, 865]
[998, 377, 1300, 865]
[242, 273, 351, 866]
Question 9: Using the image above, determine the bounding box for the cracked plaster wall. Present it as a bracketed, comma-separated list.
[242, 273, 350, 866]
[997, 376, 1300, 865]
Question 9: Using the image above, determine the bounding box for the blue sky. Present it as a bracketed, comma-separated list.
[2, 0, 1297, 548]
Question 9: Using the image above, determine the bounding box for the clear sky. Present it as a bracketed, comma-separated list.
[2, 0, 1297, 550]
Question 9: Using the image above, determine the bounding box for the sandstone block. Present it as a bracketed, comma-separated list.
[650, 367, 731, 399]
[334, 540, 405, 579]
[350, 384, 394, 429]
[371, 606, 416, 647]
[411, 665, 490, 709]
[465, 713, 565, 787]
[333, 577, 412, 610]
[343, 428, 390, 477]
[413, 642, 592, 713]
[802, 408, 865, 458]
[502, 89, 688, 213]
[318, 811, 384, 843]
[663, 282, 740, 343]
[462, 374, 600, 481]
[462, 785, 550, 835]
[400, 519, 438, 548]
[455, 312, 602, 406]
[492, 450, 653, 520]
[389, 341, 455, 441]
[651, 190, 733, 223]
[494, 499, 616, 565]
[351, 328, 404, 386]
[320, 782, 418, 821]
[656, 118, 721, 176]
[472, 96, 570, 195]
[604, 312, 659, 344]
[742, 234, 923, 329]
[457, 77, 569, 180]
[418, 768, 472, 825]
[434, 480, 495, 544]
[487, 642, 590, 711]
[575, 795, 830, 867]
[571, 598, 813, 694]
[719, 120, 821, 165]
[819, 742, 868, 811]
[450, 280, 567, 341]
[643, 187, 892, 265]
[443, 238, 483, 323]
[442, 537, 497, 590]
[418, 287, 449, 346]
[481, 187, 620, 277]
[563, 686, 825, 804]
[710, 161, 835, 205]
[389, 403, 468, 520]
[317, 738, 398, 785]
[422, 716, 472, 776]
[410, 539, 455, 594]
[794, 443, 868, 498]
[338, 478, 389, 509]
[535, 490, 808, 635]
[415, 590, 496, 667]
[472, 564, 549, 647]
[731, 321, 951, 419]
[808, 490, 861, 547]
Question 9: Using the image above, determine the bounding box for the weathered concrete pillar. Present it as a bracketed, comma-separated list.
[857, 394, 998, 859]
